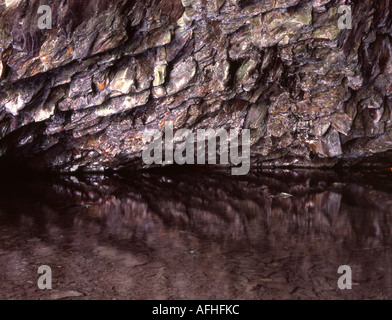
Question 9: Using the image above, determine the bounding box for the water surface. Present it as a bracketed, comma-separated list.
[1, 167, 392, 299]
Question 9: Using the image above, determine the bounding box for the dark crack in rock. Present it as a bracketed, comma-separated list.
[0, 0, 392, 172]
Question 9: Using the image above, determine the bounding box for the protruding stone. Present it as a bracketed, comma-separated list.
[309, 129, 343, 158]
[111, 66, 135, 94]
[166, 57, 197, 95]
[153, 65, 167, 87]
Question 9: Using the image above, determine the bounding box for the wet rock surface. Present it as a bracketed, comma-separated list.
[0, 0, 391, 171]
[1, 167, 392, 299]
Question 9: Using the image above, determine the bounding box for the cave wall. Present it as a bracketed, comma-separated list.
[0, 0, 391, 171]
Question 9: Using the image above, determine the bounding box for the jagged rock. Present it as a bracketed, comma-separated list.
[0, 0, 392, 172]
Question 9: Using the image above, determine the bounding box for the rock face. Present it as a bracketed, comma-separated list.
[0, 0, 391, 172]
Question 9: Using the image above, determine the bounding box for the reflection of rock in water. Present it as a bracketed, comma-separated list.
[9, 168, 388, 247]
[1, 168, 392, 299]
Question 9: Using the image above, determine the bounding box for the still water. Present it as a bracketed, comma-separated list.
[0, 167, 392, 299]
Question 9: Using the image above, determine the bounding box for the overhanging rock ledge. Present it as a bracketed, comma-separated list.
[0, 0, 391, 172]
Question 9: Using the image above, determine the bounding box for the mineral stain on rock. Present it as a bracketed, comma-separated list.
[0, 0, 391, 172]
